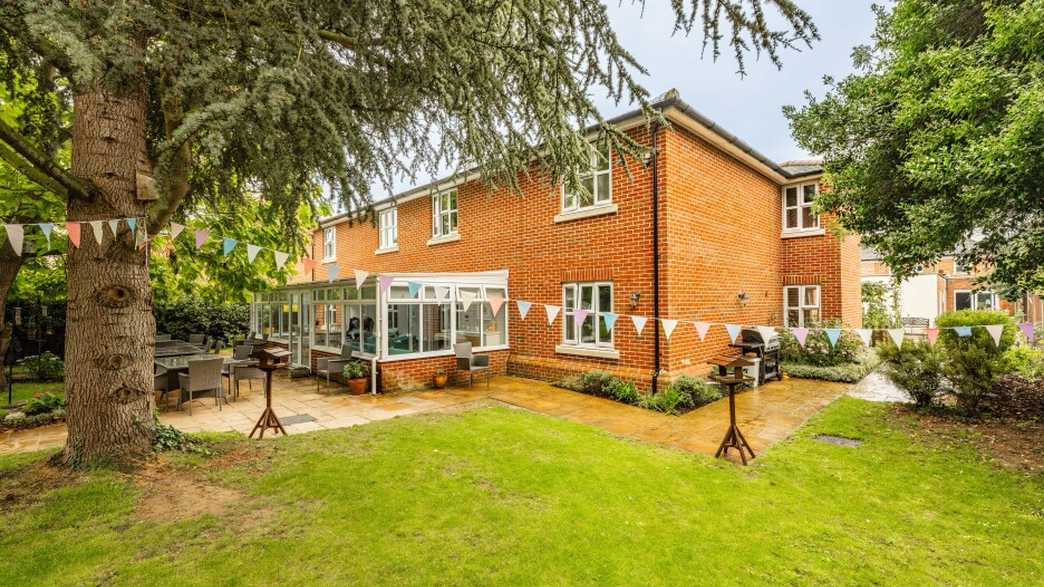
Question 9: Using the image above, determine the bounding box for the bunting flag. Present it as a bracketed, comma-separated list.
[574, 308, 590, 328]
[661, 318, 679, 341]
[886, 328, 903, 348]
[170, 222, 185, 240]
[757, 326, 777, 342]
[955, 326, 972, 337]
[246, 243, 261, 263]
[694, 321, 710, 342]
[407, 281, 422, 298]
[487, 289, 505, 316]
[516, 300, 532, 320]
[985, 324, 1003, 347]
[602, 311, 618, 332]
[89, 220, 104, 245]
[4, 224, 24, 255]
[107, 218, 120, 237]
[458, 290, 476, 311]
[825, 328, 843, 348]
[854, 328, 872, 348]
[792, 327, 809, 347]
[544, 304, 560, 325]
[195, 228, 209, 249]
[926, 328, 939, 346]
[274, 251, 289, 269]
[38, 223, 54, 249]
[435, 285, 450, 300]
[135, 223, 147, 250]
[378, 275, 394, 295]
[66, 222, 81, 248]
[724, 324, 741, 344]
[327, 263, 340, 283]
[126, 218, 137, 234]
[354, 269, 369, 289]
[1020, 322, 1036, 343]
[222, 238, 237, 256]
[631, 315, 648, 336]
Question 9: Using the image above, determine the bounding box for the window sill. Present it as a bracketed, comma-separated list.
[426, 233, 460, 247]
[321, 257, 337, 263]
[374, 245, 399, 255]
[554, 203, 618, 224]
[781, 228, 825, 239]
[312, 345, 342, 354]
[555, 344, 620, 360]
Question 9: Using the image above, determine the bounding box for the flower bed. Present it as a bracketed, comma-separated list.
[782, 348, 883, 383]
[555, 371, 722, 415]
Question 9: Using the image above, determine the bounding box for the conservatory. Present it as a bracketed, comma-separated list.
[249, 270, 509, 369]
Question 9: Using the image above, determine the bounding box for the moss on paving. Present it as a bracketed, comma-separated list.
[1, 398, 1041, 585]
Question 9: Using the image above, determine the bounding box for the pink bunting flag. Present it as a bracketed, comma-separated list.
[301, 258, 317, 271]
[487, 289, 505, 316]
[573, 308, 590, 328]
[694, 321, 710, 342]
[194, 228, 209, 249]
[378, 275, 394, 295]
[1019, 322, 1035, 343]
[792, 327, 809, 347]
[170, 222, 185, 240]
[66, 222, 81, 248]
[926, 328, 939, 346]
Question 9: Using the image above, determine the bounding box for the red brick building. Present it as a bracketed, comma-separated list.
[251, 93, 861, 392]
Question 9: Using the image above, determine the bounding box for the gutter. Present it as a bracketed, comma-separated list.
[651, 121, 662, 394]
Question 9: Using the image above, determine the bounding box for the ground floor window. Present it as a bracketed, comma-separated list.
[562, 282, 613, 348]
[455, 286, 507, 348]
[955, 290, 996, 311]
[387, 302, 452, 355]
[784, 285, 820, 327]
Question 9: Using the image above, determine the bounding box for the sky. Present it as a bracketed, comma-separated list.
[598, 0, 880, 162]
[370, 1, 881, 201]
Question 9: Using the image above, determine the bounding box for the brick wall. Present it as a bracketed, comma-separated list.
[781, 213, 862, 328]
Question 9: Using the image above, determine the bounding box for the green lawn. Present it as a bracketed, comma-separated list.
[1, 399, 1042, 585]
[3, 381, 65, 406]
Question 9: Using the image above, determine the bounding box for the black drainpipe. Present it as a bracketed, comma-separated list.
[651, 121, 662, 394]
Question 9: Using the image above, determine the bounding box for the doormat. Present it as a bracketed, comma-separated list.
[281, 414, 317, 426]
[814, 434, 863, 447]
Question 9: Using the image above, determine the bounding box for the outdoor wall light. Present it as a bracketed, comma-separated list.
[737, 291, 750, 307]
[629, 292, 641, 309]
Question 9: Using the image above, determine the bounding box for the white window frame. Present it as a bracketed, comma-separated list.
[784, 285, 821, 327]
[954, 289, 996, 311]
[782, 182, 820, 233]
[378, 207, 398, 250]
[561, 143, 612, 213]
[432, 189, 459, 239]
[953, 259, 972, 274]
[561, 281, 614, 349]
[322, 227, 336, 261]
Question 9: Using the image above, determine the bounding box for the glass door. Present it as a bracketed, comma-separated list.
[292, 291, 312, 368]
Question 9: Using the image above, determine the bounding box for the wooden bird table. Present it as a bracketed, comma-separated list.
[249, 347, 291, 439]
[710, 359, 757, 465]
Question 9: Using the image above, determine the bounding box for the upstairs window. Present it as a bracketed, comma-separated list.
[378, 208, 398, 250]
[783, 183, 819, 232]
[563, 143, 611, 212]
[784, 285, 820, 327]
[322, 227, 336, 260]
[432, 190, 458, 239]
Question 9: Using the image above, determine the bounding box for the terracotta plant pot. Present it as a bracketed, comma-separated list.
[347, 377, 368, 395]
[433, 373, 448, 389]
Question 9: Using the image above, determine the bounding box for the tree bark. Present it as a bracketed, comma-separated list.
[59, 80, 156, 467]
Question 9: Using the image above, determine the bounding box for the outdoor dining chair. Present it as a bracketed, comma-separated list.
[154, 365, 173, 406]
[155, 333, 172, 342]
[454, 342, 490, 388]
[221, 344, 254, 398]
[177, 357, 225, 415]
[188, 333, 207, 346]
[315, 344, 354, 391]
[232, 365, 266, 401]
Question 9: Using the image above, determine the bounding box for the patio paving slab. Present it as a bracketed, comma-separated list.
[0, 373, 850, 461]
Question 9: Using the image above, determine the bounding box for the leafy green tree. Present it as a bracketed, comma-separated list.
[1, 0, 816, 466]
[785, 0, 1044, 295]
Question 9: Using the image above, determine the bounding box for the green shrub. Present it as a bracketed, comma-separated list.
[153, 420, 211, 455]
[669, 375, 720, 407]
[342, 361, 367, 380]
[580, 370, 613, 396]
[555, 375, 583, 392]
[878, 341, 945, 408]
[639, 387, 689, 415]
[155, 297, 249, 343]
[23, 392, 65, 416]
[779, 320, 861, 366]
[1002, 345, 1044, 379]
[16, 352, 64, 381]
[936, 310, 1015, 416]
[604, 378, 640, 405]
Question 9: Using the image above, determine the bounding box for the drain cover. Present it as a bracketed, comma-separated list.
[281, 414, 316, 426]
[814, 434, 863, 447]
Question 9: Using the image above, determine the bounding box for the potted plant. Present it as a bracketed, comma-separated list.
[433, 368, 448, 389]
[342, 361, 368, 395]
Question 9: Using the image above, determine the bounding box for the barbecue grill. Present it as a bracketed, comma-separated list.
[731, 327, 782, 384]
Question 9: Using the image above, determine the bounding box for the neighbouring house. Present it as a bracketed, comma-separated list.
[860, 248, 1044, 326]
[250, 91, 862, 392]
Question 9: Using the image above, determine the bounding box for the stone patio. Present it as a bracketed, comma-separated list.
[0, 374, 850, 460]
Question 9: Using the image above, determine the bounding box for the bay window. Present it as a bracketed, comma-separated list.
[562, 282, 613, 347]
[784, 285, 820, 327]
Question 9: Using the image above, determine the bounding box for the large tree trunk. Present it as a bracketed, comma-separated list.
[59, 81, 156, 467]
[0, 250, 25, 395]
